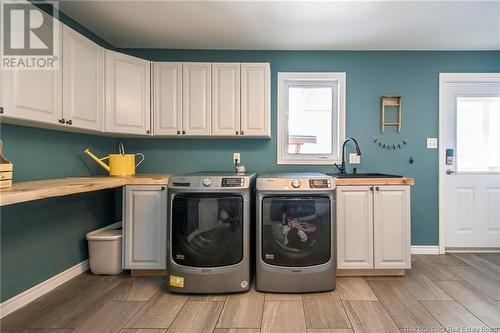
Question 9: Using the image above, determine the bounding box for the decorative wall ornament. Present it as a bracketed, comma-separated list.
[381, 96, 402, 133]
[373, 137, 408, 150]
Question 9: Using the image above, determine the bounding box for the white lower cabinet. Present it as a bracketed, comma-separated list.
[123, 185, 167, 269]
[337, 186, 374, 269]
[373, 186, 411, 269]
[337, 185, 411, 270]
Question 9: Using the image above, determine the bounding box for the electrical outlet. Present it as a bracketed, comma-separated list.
[233, 153, 241, 164]
[427, 138, 438, 149]
[349, 153, 361, 164]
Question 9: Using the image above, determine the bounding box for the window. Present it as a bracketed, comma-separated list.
[457, 96, 500, 172]
[277, 72, 345, 164]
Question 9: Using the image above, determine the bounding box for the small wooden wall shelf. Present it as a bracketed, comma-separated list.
[381, 96, 402, 133]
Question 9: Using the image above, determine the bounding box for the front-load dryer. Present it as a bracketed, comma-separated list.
[167, 172, 256, 293]
[256, 173, 336, 293]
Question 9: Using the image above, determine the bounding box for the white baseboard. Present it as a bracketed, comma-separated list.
[0, 260, 89, 318]
[411, 246, 440, 254]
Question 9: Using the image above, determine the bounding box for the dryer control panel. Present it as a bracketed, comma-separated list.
[309, 179, 331, 189]
[221, 178, 245, 187]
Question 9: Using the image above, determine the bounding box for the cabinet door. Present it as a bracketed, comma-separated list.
[105, 50, 151, 135]
[182, 63, 211, 136]
[337, 186, 374, 269]
[123, 185, 167, 269]
[62, 25, 104, 131]
[1, 14, 61, 125]
[240, 63, 270, 137]
[212, 63, 240, 136]
[373, 186, 411, 269]
[153, 62, 182, 136]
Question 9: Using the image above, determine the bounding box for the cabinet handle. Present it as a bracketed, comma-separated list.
[60, 118, 65, 124]
[58, 119, 64, 124]
[177, 130, 181, 135]
[375, 186, 380, 191]
[0, 107, 4, 114]
[161, 186, 166, 191]
[182, 130, 186, 135]
[236, 131, 239, 135]
[146, 129, 151, 134]
[66, 119, 72, 125]
[370, 186, 374, 191]
[241, 131, 244, 135]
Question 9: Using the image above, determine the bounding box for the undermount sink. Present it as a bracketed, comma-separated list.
[329, 173, 403, 178]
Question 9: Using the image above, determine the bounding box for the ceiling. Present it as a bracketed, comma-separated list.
[59, 1, 500, 50]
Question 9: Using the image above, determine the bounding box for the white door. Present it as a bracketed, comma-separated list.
[0, 14, 62, 125]
[123, 185, 167, 269]
[441, 74, 500, 249]
[241, 63, 270, 137]
[337, 186, 374, 269]
[62, 25, 104, 131]
[373, 186, 411, 269]
[105, 50, 151, 135]
[153, 62, 182, 136]
[182, 62, 211, 136]
[212, 63, 241, 136]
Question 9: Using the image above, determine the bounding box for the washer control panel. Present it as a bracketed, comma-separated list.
[221, 177, 245, 187]
[309, 179, 331, 189]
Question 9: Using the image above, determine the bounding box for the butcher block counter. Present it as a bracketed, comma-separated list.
[0, 174, 171, 206]
[333, 176, 415, 186]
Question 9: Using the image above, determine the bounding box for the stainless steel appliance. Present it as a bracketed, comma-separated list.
[167, 172, 256, 293]
[256, 173, 336, 293]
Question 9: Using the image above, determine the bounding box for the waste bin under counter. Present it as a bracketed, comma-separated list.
[86, 222, 123, 275]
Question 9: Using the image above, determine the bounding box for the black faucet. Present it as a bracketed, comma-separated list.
[334, 138, 362, 174]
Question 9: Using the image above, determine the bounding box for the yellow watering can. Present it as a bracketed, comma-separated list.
[84, 143, 145, 177]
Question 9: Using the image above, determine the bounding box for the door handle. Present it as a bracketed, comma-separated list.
[446, 169, 456, 175]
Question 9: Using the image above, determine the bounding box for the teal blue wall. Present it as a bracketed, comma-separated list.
[0, 190, 118, 301]
[0, 125, 119, 302]
[118, 49, 500, 246]
[0, 4, 118, 303]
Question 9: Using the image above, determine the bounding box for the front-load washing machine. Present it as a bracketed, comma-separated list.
[256, 173, 336, 293]
[167, 172, 256, 293]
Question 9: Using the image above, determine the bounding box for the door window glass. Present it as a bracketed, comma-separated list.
[457, 97, 500, 172]
[261, 196, 331, 267]
[172, 194, 243, 267]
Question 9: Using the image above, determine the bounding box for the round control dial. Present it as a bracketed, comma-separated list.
[202, 178, 213, 187]
[291, 179, 301, 188]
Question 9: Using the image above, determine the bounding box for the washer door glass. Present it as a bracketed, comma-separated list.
[172, 194, 243, 267]
[262, 196, 331, 267]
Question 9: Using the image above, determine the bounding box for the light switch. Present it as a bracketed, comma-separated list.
[427, 138, 438, 149]
[349, 153, 361, 164]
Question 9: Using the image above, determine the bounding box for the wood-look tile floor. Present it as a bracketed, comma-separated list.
[2, 254, 500, 333]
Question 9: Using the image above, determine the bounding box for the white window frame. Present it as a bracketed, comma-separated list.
[277, 72, 346, 165]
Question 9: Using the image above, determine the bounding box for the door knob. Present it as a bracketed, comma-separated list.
[446, 169, 456, 175]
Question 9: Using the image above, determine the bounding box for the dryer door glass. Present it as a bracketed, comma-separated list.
[262, 196, 331, 267]
[172, 194, 243, 267]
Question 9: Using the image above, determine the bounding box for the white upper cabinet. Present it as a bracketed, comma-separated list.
[212, 63, 241, 136]
[240, 63, 270, 137]
[182, 63, 211, 136]
[105, 50, 151, 135]
[153, 62, 182, 136]
[62, 25, 104, 131]
[1, 18, 62, 125]
[373, 186, 411, 269]
[337, 186, 374, 269]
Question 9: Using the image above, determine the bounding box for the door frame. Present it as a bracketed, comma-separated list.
[438, 73, 500, 254]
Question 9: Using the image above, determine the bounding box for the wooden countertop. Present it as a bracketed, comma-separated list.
[0, 174, 170, 207]
[333, 177, 415, 186]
